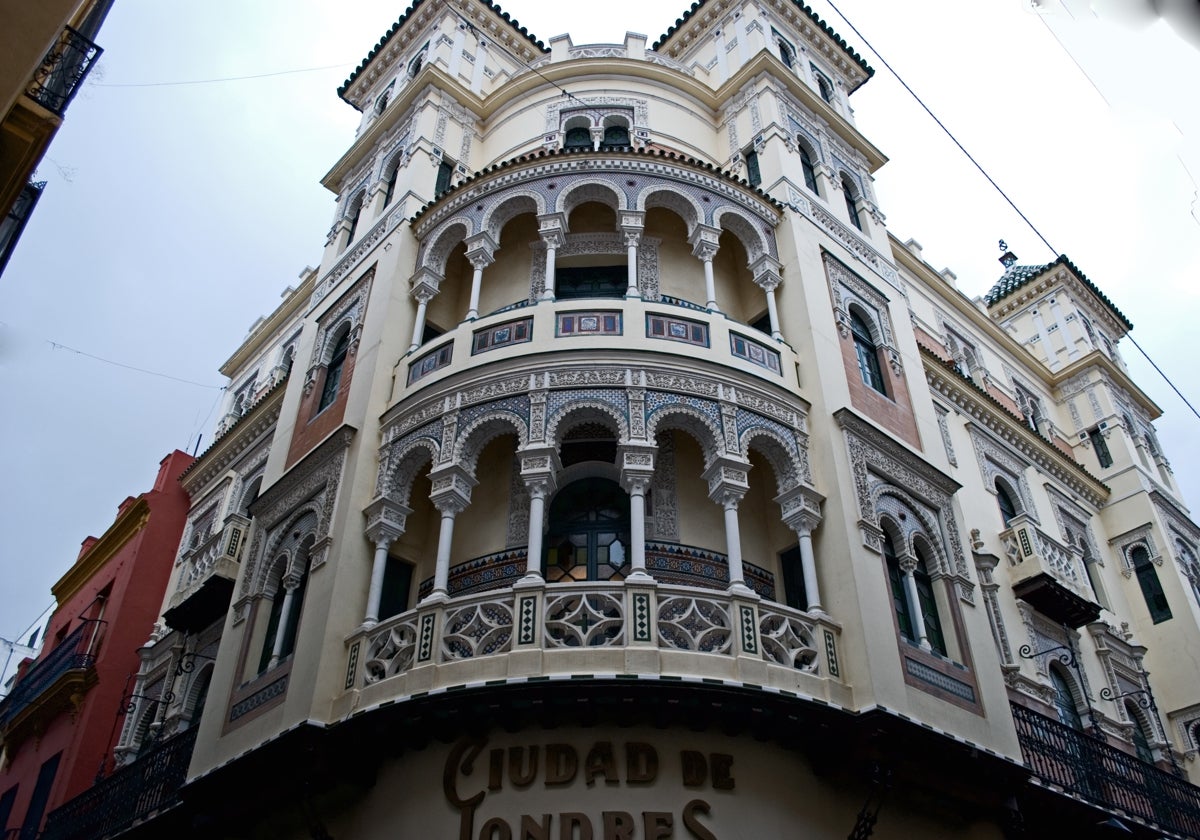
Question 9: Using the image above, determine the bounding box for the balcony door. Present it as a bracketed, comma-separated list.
[544, 478, 631, 582]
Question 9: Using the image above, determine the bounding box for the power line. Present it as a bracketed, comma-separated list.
[93, 62, 351, 88]
[47, 340, 224, 389]
[821, 0, 1200, 423]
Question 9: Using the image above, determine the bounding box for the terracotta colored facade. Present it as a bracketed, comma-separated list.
[0, 450, 192, 837]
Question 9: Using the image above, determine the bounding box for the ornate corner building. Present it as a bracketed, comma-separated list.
[17, 2, 1200, 838]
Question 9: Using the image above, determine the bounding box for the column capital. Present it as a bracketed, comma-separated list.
[749, 254, 783, 291]
[363, 496, 412, 545]
[897, 553, 918, 575]
[775, 484, 824, 532]
[537, 212, 568, 235]
[282, 571, 304, 591]
[618, 442, 657, 492]
[703, 455, 751, 503]
[688, 224, 721, 261]
[428, 463, 477, 512]
[409, 266, 442, 301]
[619, 210, 645, 234]
[464, 230, 498, 266]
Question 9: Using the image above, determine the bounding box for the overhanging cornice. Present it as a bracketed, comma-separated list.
[180, 383, 285, 493]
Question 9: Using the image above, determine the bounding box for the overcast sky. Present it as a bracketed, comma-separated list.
[1, 0, 1196, 648]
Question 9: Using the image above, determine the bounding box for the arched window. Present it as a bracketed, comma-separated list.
[318, 329, 350, 413]
[564, 126, 592, 150]
[810, 63, 835, 103]
[799, 143, 818, 194]
[1127, 702, 1155, 763]
[1050, 666, 1083, 730]
[995, 479, 1018, 525]
[745, 150, 762, 187]
[435, 160, 454, 195]
[841, 173, 862, 230]
[184, 665, 213, 730]
[1131, 545, 1172, 623]
[850, 310, 886, 395]
[344, 193, 364, 246]
[382, 156, 401, 208]
[257, 538, 312, 673]
[544, 478, 630, 583]
[600, 124, 629, 149]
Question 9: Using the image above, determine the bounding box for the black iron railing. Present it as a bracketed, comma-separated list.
[0, 620, 104, 728]
[1013, 704, 1200, 837]
[26, 25, 102, 116]
[0, 180, 45, 277]
[41, 727, 198, 840]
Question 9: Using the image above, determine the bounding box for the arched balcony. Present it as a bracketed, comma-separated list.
[337, 150, 843, 714]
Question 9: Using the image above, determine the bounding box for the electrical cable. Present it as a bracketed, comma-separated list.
[47, 340, 224, 389]
[821, 0, 1200, 423]
[92, 62, 352, 88]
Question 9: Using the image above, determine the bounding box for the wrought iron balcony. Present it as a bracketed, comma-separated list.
[0, 619, 104, 732]
[0, 180, 45, 278]
[1012, 704, 1200, 837]
[163, 516, 249, 633]
[25, 25, 102, 117]
[40, 727, 198, 840]
[1001, 521, 1100, 628]
[342, 579, 845, 718]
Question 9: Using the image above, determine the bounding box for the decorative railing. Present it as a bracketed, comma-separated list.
[176, 517, 247, 591]
[26, 26, 102, 116]
[351, 581, 840, 699]
[1013, 704, 1200, 837]
[0, 619, 104, 728]
[40, 727, 198, 840]
[1001, 523, 1087, 590]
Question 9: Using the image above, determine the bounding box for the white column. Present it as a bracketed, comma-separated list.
[690, 230, 721, 313]
[430, 507, 458, 599]
[466, 259, 485, 321]
[409, 295, 429, 352]
[628, 483, 648, 576]
[797, 527, 822, 613]
[365, 538, 392, 625]
[524, 486, 547, 578]
[722, 499, 745, 587]
[901, 562, 930, 650]
[268, 575, 299, 669]
[625, 233, 640, 297]
[765, 288, 783, 342]
[703, 258, 718, 312]
[542, 240, 558, 299]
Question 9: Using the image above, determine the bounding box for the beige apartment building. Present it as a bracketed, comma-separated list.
[36, 1, 1200, 838]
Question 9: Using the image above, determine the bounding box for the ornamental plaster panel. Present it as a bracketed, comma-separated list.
[481, 192, 544, 241]
[411, 158, 781, 238]
[506, 453, 530, 547]
[646, 396, 725, 465]
[650, 430, 679, 540]
[967, 425, 1037, 519]
[1109, 526, 1160, 577]
[240, 428, 352, 598]
[836, 409, 969, 583]
[545, 391, 629, 444]
[308, 268, 375, 375]
[547, 368, 628, 388]
[638, 187, 702, 234]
